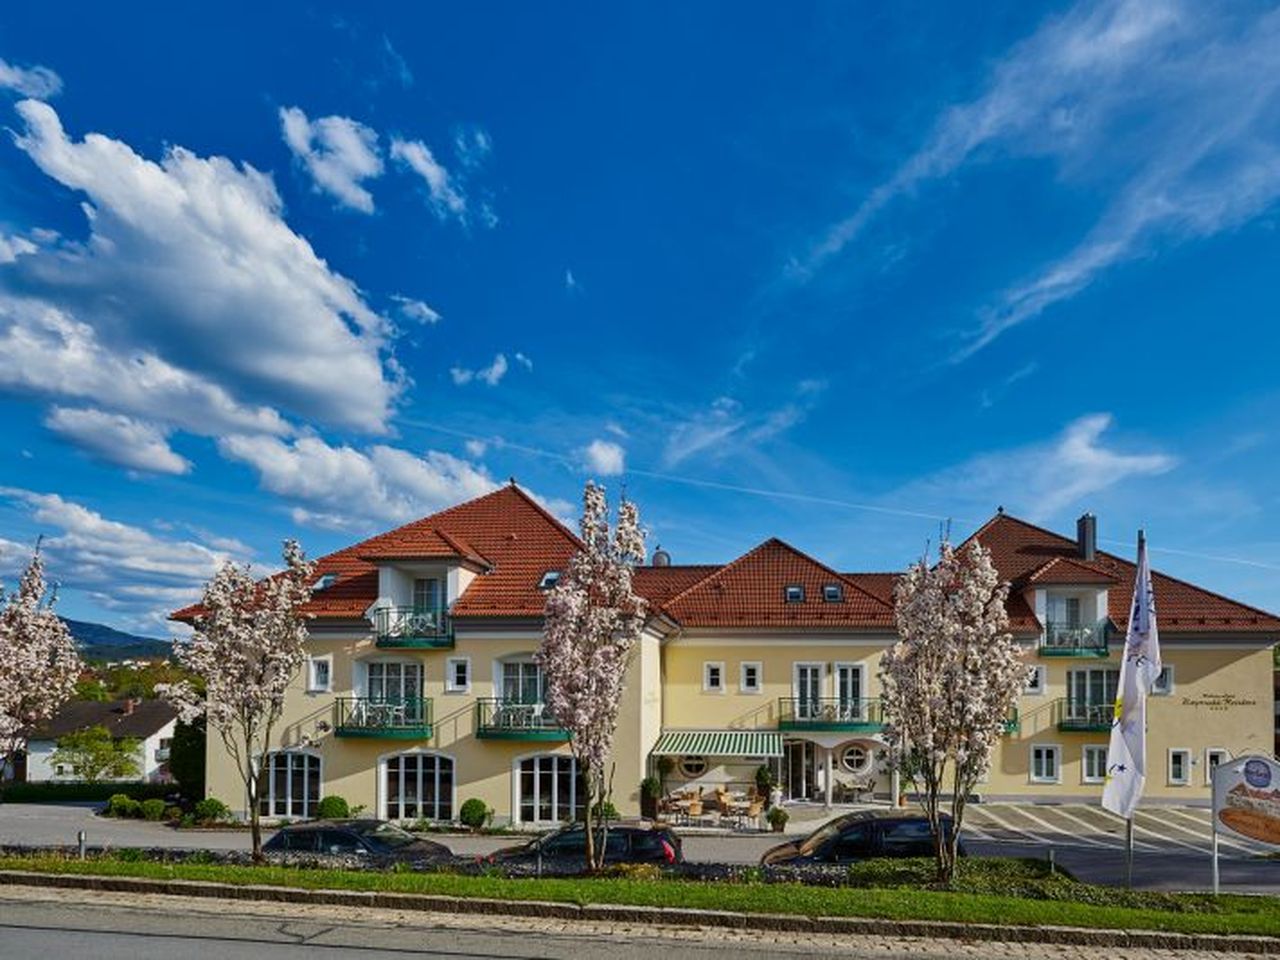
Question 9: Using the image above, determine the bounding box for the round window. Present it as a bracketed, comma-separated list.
[678, 756, 707, 778]
[840, 744, 870, 774]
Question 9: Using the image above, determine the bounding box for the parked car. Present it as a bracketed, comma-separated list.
[262, 818, 451, 860]
[489, 822, 683, 870]
[760, 809, 962, 866]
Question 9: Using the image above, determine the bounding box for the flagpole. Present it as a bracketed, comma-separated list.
[1125, 817, 1134, 889]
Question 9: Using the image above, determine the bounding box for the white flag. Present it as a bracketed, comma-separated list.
[1102, 532, 1162, 819]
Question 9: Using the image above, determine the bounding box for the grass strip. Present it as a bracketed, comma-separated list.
[1, 855, 1278, 937]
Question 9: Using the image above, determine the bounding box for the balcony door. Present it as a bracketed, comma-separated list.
[369, 661, 423, 702]
[794, 663, 823, 720]
[1067, 668, 1119, 724]
[413, 578, 443, 613]
[835, 664, 863, 721]
[502, 660, 544, 705]
[1046, 595, 1082, 628]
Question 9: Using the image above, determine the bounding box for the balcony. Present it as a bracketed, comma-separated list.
[778, 697, 883, 732]
[1039, 619, 1109, 657]
[335, 697, 433, 739]
[1054, 697, 1114, 732]
[373, 606, 453, 649]
[475, 698, 569, 740]
[1002, 706, 1020, 735]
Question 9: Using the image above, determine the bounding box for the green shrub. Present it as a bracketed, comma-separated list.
[640, 776, 662, 798]
[592, 800, 619, 821]
[193, 797, 230, 823]
[184, 849, 216, 865]
[115, 847, 144, 862]
[140, 798, 166, 821]
[766, 806, 789, 831]
[601, 862, 663, 881]
[178, 813, 196, 828]
[116, 797, 143, 819]
[105, 793, 133, 817]
[458, 798, 489, 831]
[315, 795, 350, 819]
[163, 805, 183, 822]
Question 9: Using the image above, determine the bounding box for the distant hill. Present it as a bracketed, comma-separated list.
[61, 618, 170, 661]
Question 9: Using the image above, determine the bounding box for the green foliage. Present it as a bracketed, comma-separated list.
[178, 813, 196, 828]
[655, 756, 675, 778]
[168, 720, 205, 800]
[599, 862, 662, 881]
[591, 799, 619, 821]
[754, 765, 776, 792]
[163, 805, 183, 822]
[193, 797, 230, 823]
[458, 798, 490, 830]
[49, 725, 142, 784]
[140, 798, 166, 821]
[106, 793, 134, 817]
[115, 848, 144, 862]
[0, 782, 169, 804]
[639, 776, 662, 798]
[315, 795, 350, 819]
[73, 678, 112, 701]
[766, 806, 789, 830]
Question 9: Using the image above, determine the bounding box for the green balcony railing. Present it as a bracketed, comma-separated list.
[1039, 619, 1109, 657]
[373, 606, 453, 649]
[1054, 697, 1114, 732]
[335, 697, 433, 738]
[778, 697, 883, 732]
[475, 698, 568, 740]
[1002, 705, 1020, 735]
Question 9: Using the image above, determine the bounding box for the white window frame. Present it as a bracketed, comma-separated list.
[1151, 664, 1175, 696]
[444, 657, 471, 694]
[1024, 664, 1046, 696]
[1204, 748, 1230, 786]
[1082, 745, 1108, 784]
[702, 661, 725, 693]
[1030, 744, 1061, 784]
[822, 583, 843, 603]
[378, 749, 455, 822]
[512, 752, 581, 826]
[739, 661, 762, 694]
[306, 655, 333, 694]
[259, 749, 322, 819]
[1168, 747, 1192, 786]
[784, 584, 804, 603]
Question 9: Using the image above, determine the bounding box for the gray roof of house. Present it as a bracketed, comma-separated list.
[27, 699, 179, 740]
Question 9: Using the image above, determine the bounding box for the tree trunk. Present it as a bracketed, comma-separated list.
[246, 757, 264, 862]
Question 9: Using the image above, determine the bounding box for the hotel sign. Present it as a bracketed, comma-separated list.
[1212, 755, 1280, 848]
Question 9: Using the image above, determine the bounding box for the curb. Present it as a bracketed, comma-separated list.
[1, 869, 1277, 954]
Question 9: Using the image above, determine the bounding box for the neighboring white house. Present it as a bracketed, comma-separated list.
[21, 699, 178, 783]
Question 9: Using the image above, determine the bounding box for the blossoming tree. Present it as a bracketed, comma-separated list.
[160, 540, 314, 859]
[879, 538, 1023, 883]
[536, 482, 646, 871]
[0, 550, 82, 780]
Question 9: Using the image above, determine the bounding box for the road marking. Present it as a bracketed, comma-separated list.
[1129, 810, 1214, 854]
[1047, 805, 1161, 851]
[1000, 805, 1114, 848]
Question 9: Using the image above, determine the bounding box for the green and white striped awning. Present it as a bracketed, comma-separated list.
[651, 730, 783, 758]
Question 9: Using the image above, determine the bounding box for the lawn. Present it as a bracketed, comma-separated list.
[1, 854, 1278, 937]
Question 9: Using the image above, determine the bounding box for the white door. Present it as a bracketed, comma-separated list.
[795, 664, 823, 720]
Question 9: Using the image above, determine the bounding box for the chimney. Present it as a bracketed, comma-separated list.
[1076, 513, 1097, 561]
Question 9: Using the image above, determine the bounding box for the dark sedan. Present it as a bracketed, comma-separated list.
[263, 819, 451, 860]
[489, 823, 683, 870]
[761, 809, 962, 866]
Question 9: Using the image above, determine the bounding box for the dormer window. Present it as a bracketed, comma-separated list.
[311, 573, 338, 592]
[784, 584, 804, 603]
[538, 570, 561, 590]
[822, 584, 843, 603]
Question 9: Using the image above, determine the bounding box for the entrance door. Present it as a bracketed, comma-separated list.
[795, 664, 823, 720]
[783, 739, 819, 801]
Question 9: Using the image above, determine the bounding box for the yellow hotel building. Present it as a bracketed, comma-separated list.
[183, 485, 1278, 825]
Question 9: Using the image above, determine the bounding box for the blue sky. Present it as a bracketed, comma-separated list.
[2, 1, 1280, 634]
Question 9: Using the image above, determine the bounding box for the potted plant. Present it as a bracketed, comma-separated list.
[639, 776, 662, 820]
[766, 805, 789, 833]
[754, 765, 775, 808]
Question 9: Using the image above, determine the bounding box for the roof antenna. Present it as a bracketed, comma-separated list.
[507, 476, 517, 486]
[996, 505, 1004, 515]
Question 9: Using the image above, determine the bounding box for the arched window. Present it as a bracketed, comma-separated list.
[839, 744, 871, 774]
[678, 755, 707, 778]
[517, 755, 582, 824]
[260, 751, 320, 818]
[385, 753, 454, 821]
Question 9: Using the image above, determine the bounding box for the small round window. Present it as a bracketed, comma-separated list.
[840, 744, 870, 774]
[678, 755, 707, 778]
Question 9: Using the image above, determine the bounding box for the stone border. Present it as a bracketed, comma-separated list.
[1, 869, 1277, 954]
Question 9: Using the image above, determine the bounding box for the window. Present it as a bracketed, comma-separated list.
[835, 663, 863, 719]
[518, 755, 582, 824]
[307, 656, 332, 693]
[702, 661, 724, 693]
[502, 660, 544, 704]
[1066, 668, 1119, 725]
[740, 661, 762, 694]
[1031, 745, 1061, 784]
[1151, 665, 1174, 696]
[879, 819, 936, 857]
[319, 830, 362, 855]
[678, 756, 708, 778]
[825, 823, 874, 861]
[794, 663, 823, 719]
[385, 753, 453, 821]
[1047, 595, 1082, 626]
[445, 657, 471, 694]
[1083, 745, 1108, 784]
[368, 661, 422, 702]
[1205, 749, 1230, 785]
[260, 751, 321, 818]
[784, 584, 804, 603]
[311, 573, 338, 592]
[538, 570, 561, 590]
[822, 583, 843, 603]
[413, 577, 443, 612]
[840, 743, 871, 774]
[1169, 748, 1191, 786]
[1024, 665, 1046, 695]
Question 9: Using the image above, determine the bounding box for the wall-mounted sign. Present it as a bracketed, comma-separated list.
[1212, 755, 1280, 848]
[1181, 693, 1260, 710]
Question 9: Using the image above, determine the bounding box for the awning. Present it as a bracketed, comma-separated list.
[651, 730, 783, 759]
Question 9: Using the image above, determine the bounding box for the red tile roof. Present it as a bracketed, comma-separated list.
[661, 539, 895, 628]
[632, 565, 721, 608]
[1025, 556, 1119, 585]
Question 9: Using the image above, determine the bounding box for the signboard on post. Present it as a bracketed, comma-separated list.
[1210, 754, 1280, 893]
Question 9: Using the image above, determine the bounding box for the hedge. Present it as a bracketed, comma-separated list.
[0, 782, 173, 804]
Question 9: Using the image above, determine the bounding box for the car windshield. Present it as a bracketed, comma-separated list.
[353, 821, 418, 848]
[797, 819, 849, 856]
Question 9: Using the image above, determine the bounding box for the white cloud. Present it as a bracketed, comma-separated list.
[217, 434, 498, 529]
[800, 1, 1280, 358]
[0, 57, 61, 99]
[564, 269, 579, 292]
[453, 125, 492, 169]
[391, 294, 441, 324]
[464, 438, 488, 458]
[279, 106, 384, 213]
[605, 422, 628, 439]
[450, 353, 509, 387]
[44, 406, 191, 475]
[896, 413, 1176, 522]
[5, 100, 400, 434]
[0, 233, 37, 263]
[381, 36, 414, 89]
[662, 384, 824, 468]
[581, 439, 626, 476]
[390, 137, 467, 221]
[514, 352, 533, 371]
